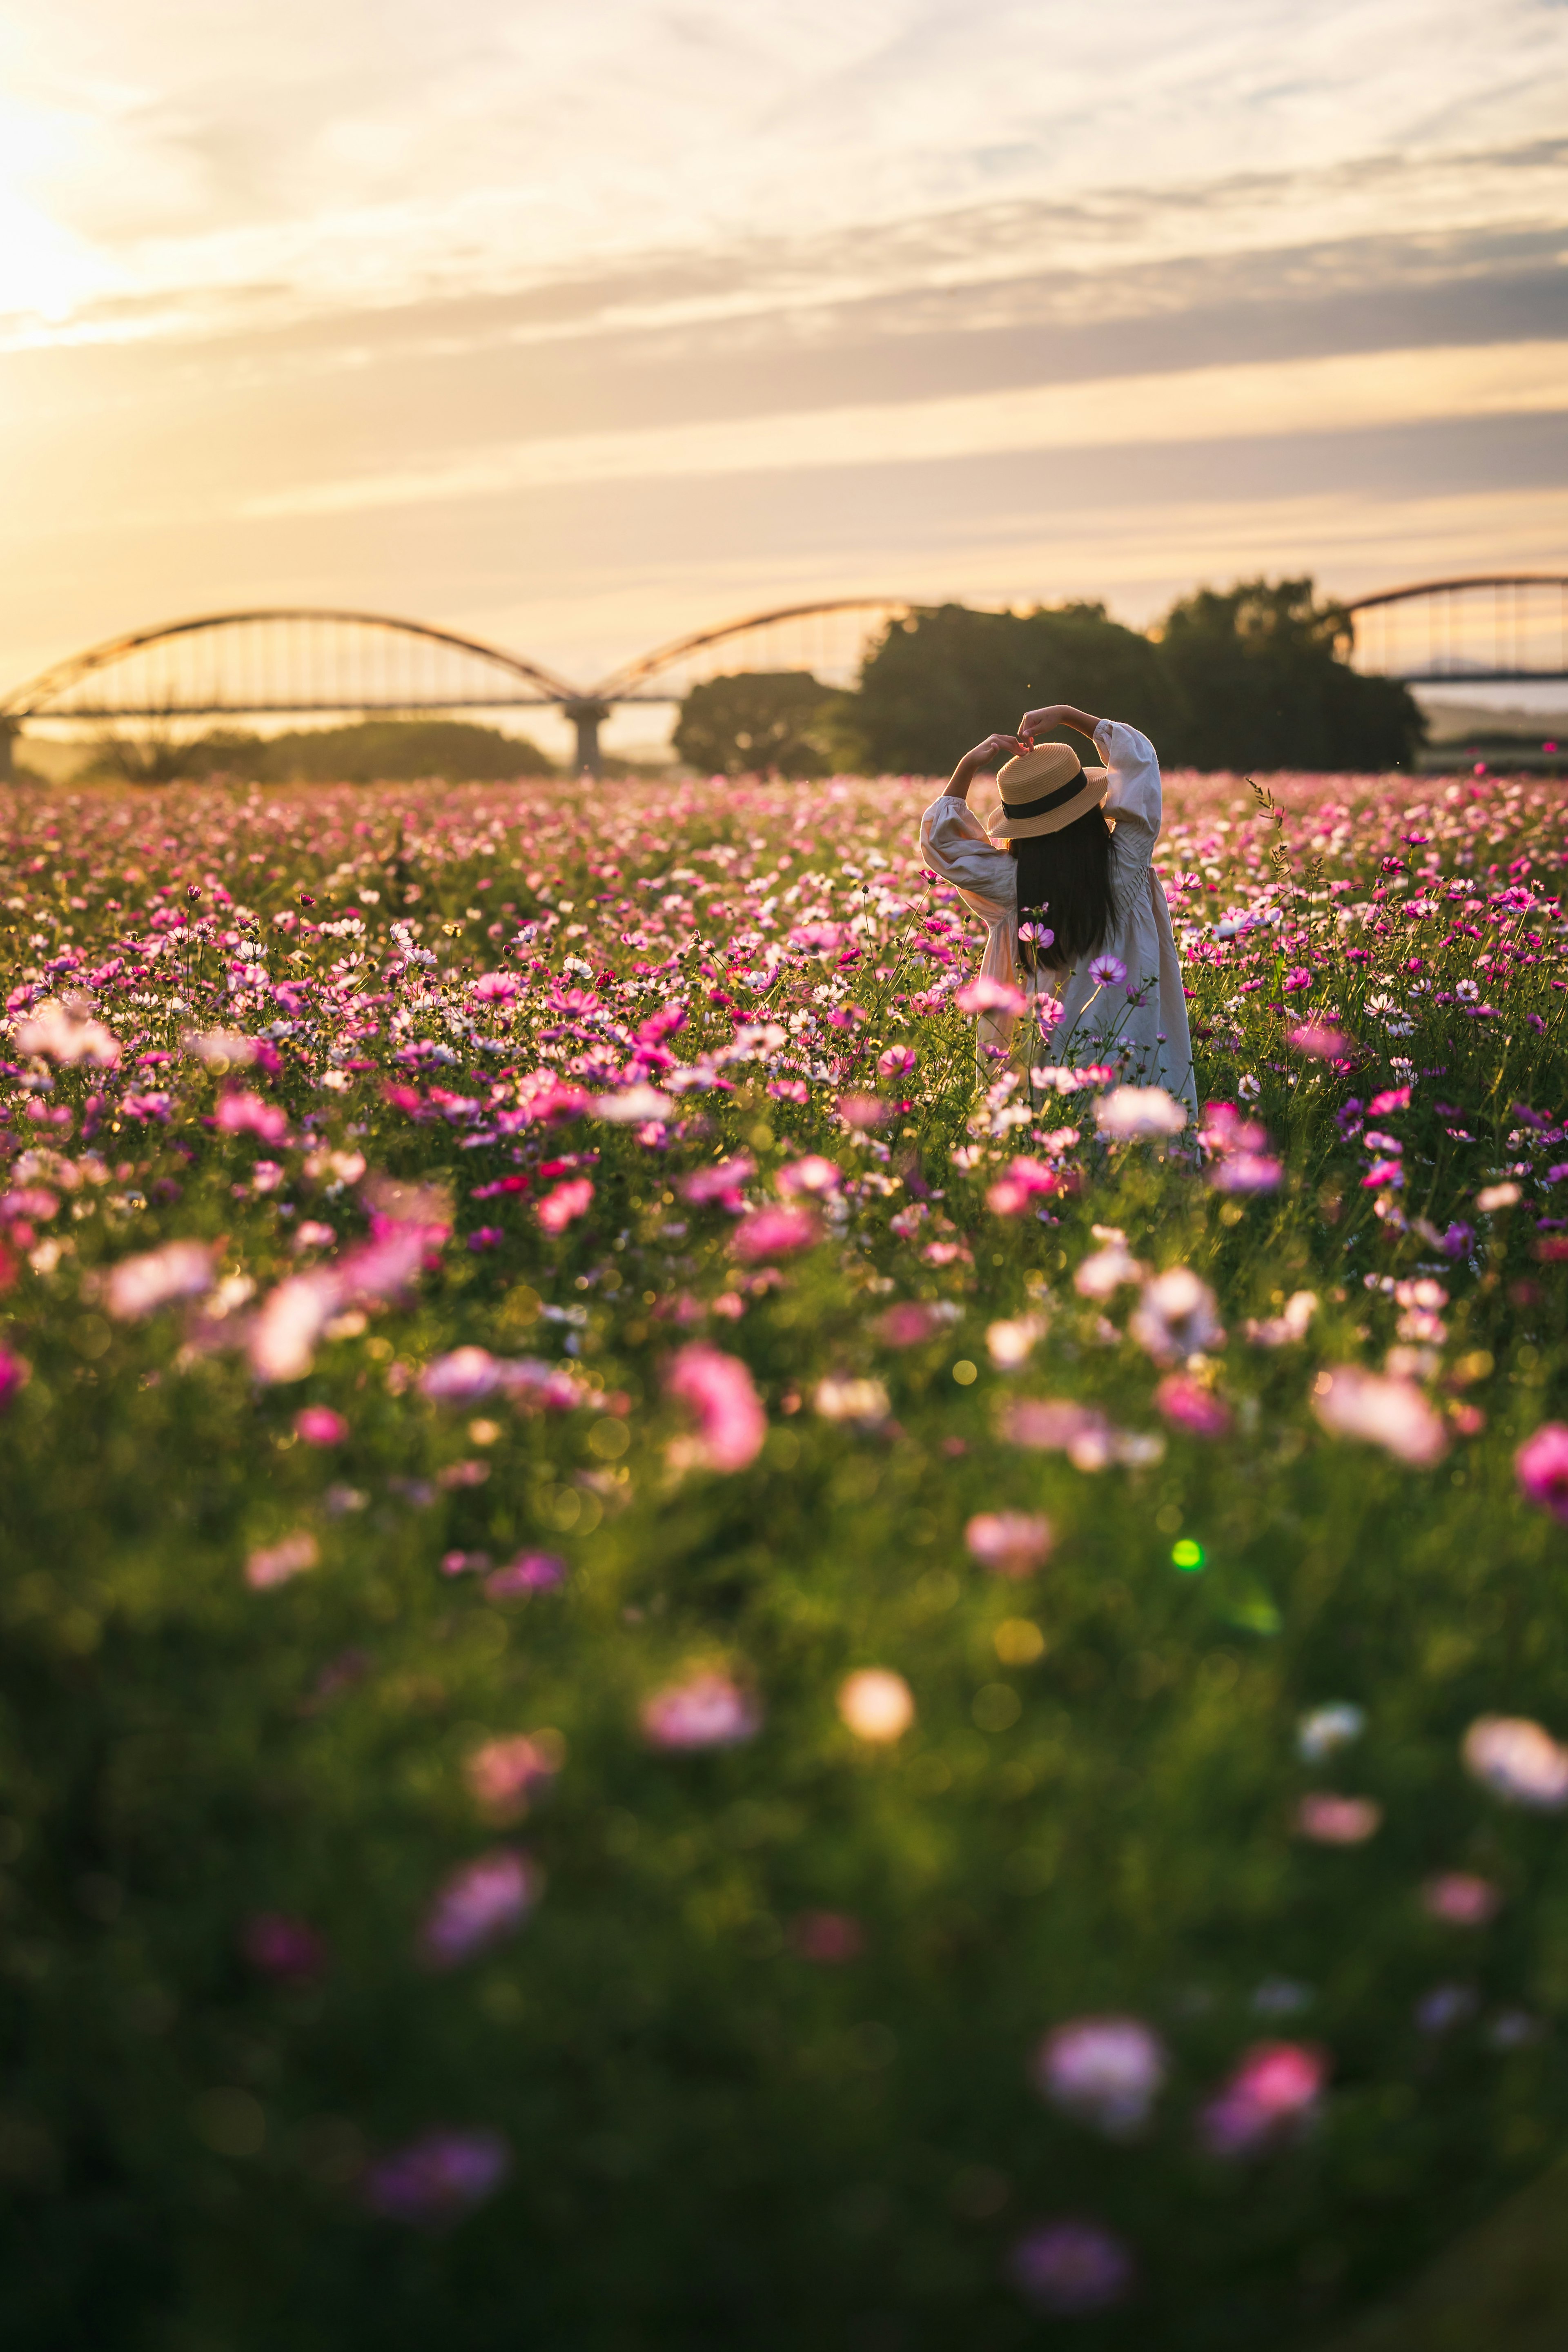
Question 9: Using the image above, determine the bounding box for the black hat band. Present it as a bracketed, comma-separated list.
[1001, 766, 1086, 821]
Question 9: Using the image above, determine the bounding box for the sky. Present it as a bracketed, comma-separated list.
[2, 0, 1566, 754]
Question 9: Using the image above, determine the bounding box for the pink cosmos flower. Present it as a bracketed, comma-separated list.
[248, 1270, 339, 1384]
[245, 1530, 320, 1589]
[666, 1343, 766, 1472]
[954, 974, 1028, 1016]
[1129, 1268, 1223, 1362]
[362, 2129, 511, 2226]
[1282, 966, 1313, 993]
[1033, 2016, 1168, 2136]
[1311, 1367, 1447, 1466]
[837, 1093, 889, 1129]
[537, 1176, 593, 1233]
[1154, 1374, 1232, 1438]
[339, 1218, 446, 1305]
[1288, 1022, 1354, 1060]
[1199, 2042, 1328, 2156]
[876, 1045, 918, 1079]
[241, 1912, 327, 1981]
[1086, 954, 1127, 989]
[0, 1345, 30, 1412]
[1096, 1085, 1185, 1140]
[485, 1552, 568, 1599]
[420, 1348, 502, 1402]
[679, 1156, 754, 1209]
[1209, 1152, 1281, 1194]
[776, 1155, 840, 1198]
[641, 1669, 761, 1750]
[1422, 1872, 1502, 1926]
[986, 1156, 1058, 1214]
[418, 1849, 537, 1968]
[837, 1668, 915, 1742]
[465, 1733, 563, 1820]
[270, 1396, 341, 1452]
[788, 1911, 864, 1963]
[1462, 1715, 1568, 1810]
[1515, 1423, 1568, 1523]
[966, 1510, 1052, 1577]
[215, 1090, 291, 1145]
[104, 1238, 216, 1320]
[732, 1203, 820, 1260]
[1296, 1793, 1382, 1844]
[14, 996, 120, 1067]
[986, 1314, 1045, 1369]
[873, 1302, 945, 1347]
[472, 970, 517, 1002]
[1009, 2220, 1135, 2314]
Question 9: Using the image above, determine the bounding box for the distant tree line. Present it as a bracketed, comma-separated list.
[78, 717, 555, 787]
[674, 579, 1425, 777]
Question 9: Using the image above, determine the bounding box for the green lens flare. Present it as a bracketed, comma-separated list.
[1172, 1539, 1205, 1572]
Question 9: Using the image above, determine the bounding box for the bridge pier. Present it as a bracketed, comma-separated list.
[0, 719, 17, 783]
[564, 699, 609, 779]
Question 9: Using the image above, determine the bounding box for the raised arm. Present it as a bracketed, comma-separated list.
[947, 731, 1025, 802]
[1017, 703, 1102, 744]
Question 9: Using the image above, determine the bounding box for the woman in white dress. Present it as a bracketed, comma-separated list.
[916, 701, 1196, 1120]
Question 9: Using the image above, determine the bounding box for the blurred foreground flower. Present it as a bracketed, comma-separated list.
[1296, 1702, 1365, 1762]
[1463, 1715, 1568, 1810]
[1296, 1793, 1382, 1844]
[362, 2128, 511, 2227]
[294, 1405, 347, 1446]
[1096, 1085, 1185, 1141]
[954, 974, 1028, 1016]
[14, 995, 119, 1066]
[419, 1849, 537, 1967]
[0, 1344, 32, 1411]
[987, 1156, 1060, 1214]
[1033, 2016, 1167, 2136]
[966, 1511, 1052, 1577]
[813, 1374, 889, 1425]
[1289, 1022, 1354, 1060]
[1423, 1873, 1502, 1926]
[837, 1668, 915, 1742]
[1009, 2219, 1134, 2314]
[241, 1912, 327, 1982]
[986, 1313, 1045, 1369]
[1311, 1367, 1446, 1466]
[666, 1343, 766, 1472]
[788, 1911, 864, 1962]
[537, 1176, 593, 1233]
[465, 1732, 564, 1822]
[485, 1552, 566, 1598]
[732, 1203, 820, 1259]
[642, 1670, 760, 1750]
[245, 1530, 319, 1590]
[1199, 2042, 1327, 2156]
[1515, 1423, 1568, 1523]
[1130, 1268, 1223, 1362]
[105, 1239, 216, 1320]
[1246, 1291, 1318, 1348]
[1154, 1374, 1231, 1438]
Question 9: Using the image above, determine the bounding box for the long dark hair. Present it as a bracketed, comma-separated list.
[1010, 805, 1115, 972]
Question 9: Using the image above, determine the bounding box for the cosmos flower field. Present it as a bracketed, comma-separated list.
[3, 759, 1568, 2350]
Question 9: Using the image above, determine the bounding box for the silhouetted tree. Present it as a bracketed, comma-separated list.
[1157, 579, 1424, 772]
[850, 603, 1177, 775]
[674, 673, 837, 777]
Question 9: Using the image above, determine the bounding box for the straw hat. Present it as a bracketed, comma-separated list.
[983, 741, 1108, 840]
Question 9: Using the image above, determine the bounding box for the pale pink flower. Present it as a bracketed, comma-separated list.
[216, 1090, 290, 1144]
[1289, 1022, 1354, 1060]
[641, 1670, 761, 1749]
[954, 974, 1027, 1016]
[679, 1156, 754, 1208]
[837, 1093, 888, 1130]
[1210, 1152, 1281, 1194]
[1515, 1423, 1568, 1523]
[465, 1733, 563, 1821]
[1311, 1367, 1446, 1466]
[1463, 1715, 1568, 1810]
[1198, 2042, 1328, 2156]
[338, 1219, 444, 1304]
[1130, 1268, 1223, 1362]
[187, 1029, 257, 1067]
[1086, 953, 1127, 988]
[537, 1176, 593, 1234]
[966, 1510, 1052, 1577]
[986, 1156, 1058, 1214]
[731, 1203, 820, 1260]
[986, 1314, 1045, 1369]
[1296, 1793, 1382, 1844]
[1033, 2016, 1167, 2136]
[837, 1668, 915, 1742]
[485, 1552, 567, 1598]
[666, 1343, 766, 1472]
[813, 1375, 890, 1424]
[362, 2128, 511, 2225]
[1245, 1292, 1317, 1348]
[245, 1530, 320, 1589]
[419, 1849, 537, 1967]
[1009, 2221, 1134, 2314]
[874, 1301, 945, 1347]
[1073, 1241, 1143, 1299]
[295, 1405, 348, 1445]
[1475, 1181, 1520, 1212]
[248, 1271, 338, 1384]
[420, 1347, 502, 1403]
[775, 1155, 841, 1197]
[1154, 1374, 1231, 1438]
[1095, 1085, 1185, 1140]
[105, 1238, 216, 1320]
[1422, 1872, 1502, 1926]
[14, 996, 120, 1067]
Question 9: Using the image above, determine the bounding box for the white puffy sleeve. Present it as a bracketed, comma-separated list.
[917, 795, 1016, 925]
[1096, 720, 1162, 906]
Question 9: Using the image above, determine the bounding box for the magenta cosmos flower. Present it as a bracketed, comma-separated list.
[731, 1203, 820, 1260]
[0, 1345, 31, 1413]
[1515, 1423, 1568, 1523]
[537, 1176, 593, 1234]
[241, 1911, 328, 1982]
[641, 1670, 761, 1750]
[294, 1405, 348, 1446]
[1033, 2016, 1168, 2136]
[665, 1343, 766, 1472]
[362, 2128, 511, 2226]
[1009, 2219, 1135, 2313]
[1154, 1374, 1231, 1439]
[418, 1849, 538, 1968]
[1199, 2041, 1328, 2156]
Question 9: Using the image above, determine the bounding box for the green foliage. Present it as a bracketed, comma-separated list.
[852, 603, 1176, 773]
[1158, 581, 1426, 774]
[674, 672, 841, 777]
[87, 718, 555, 786]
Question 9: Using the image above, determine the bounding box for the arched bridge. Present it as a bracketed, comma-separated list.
[3, 577, 1562, 777]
